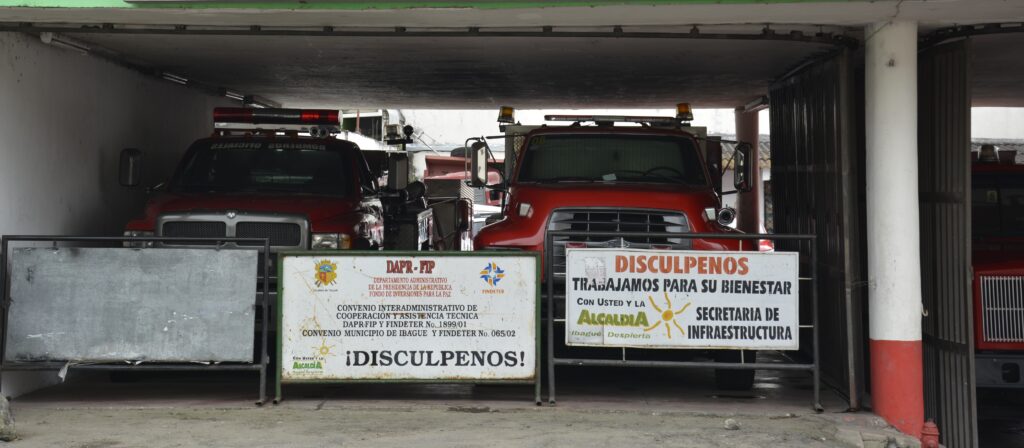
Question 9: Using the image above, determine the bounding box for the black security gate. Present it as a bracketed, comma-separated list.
[769, 49, 866, 409]
[918, 38, 978, 448]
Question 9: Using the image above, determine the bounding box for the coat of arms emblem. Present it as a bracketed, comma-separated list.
[314, 259, 338, 287]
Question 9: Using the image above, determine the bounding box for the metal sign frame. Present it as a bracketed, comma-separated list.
[274, 251, 542, 404]
[544, 231, 823, 411]
[0, 235, 273, 405]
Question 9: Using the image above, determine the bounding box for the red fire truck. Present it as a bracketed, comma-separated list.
[122, 108, 387, 259]
[470, 106, 760, 389]
[972, 146, 1024, 387]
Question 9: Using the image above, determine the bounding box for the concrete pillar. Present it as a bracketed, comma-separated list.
[734, 108, 762, 234]
[864, 20, 924, 438]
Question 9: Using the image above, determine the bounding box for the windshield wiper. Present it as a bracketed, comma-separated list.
[606, 170, 687, 184]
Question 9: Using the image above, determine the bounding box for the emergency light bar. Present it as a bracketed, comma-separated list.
[544, 115, 679, 124]
[213, 107, 340, 126]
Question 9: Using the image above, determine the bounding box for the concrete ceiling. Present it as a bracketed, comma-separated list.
[2, 0, 1023, 29]
[6, 0, 1023, 108]
[64, 31, 838, 109]
[972, 32, 1024, 108]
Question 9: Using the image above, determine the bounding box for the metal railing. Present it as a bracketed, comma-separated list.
[544, 230, 822, 411]
[0, 235, 273, 405]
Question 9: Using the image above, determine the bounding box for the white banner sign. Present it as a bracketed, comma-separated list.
[280, 254, 537, 382]
[565, 249, 799, 350]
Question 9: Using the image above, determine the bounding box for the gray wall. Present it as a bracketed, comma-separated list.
[0, 32, 232, 396]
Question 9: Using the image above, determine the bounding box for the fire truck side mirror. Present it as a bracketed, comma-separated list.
[387, 153, 410, 191]
[470, 141, 488, 188]
[734, 143, 754, 193]
[119, 148, 142, 188]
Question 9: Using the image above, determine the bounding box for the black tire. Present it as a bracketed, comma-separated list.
[714, 350, 756, 391]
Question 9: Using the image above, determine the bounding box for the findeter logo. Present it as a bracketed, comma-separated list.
[479, 262, 505, 287]
[314, 259, 338, 287]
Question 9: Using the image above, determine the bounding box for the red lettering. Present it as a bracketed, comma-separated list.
[738, 257, 750, 275]
[723, 257, 738, 275]
[616, 256, 628, 273]
[708, 256, 722, 275]
[684, 256, 698, 273]
[386, 260, 414, 273]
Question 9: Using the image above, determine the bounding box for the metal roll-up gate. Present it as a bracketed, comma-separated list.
[769, 49, 866, 409]
[918, 38, 979, 448]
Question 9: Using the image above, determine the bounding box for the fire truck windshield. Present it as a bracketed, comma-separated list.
[972, 172, 1024, 239]
[517, 134, 707, 186]
[171, 141, 353, 195]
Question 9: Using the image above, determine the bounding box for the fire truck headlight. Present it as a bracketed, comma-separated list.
[716, 207, 737, 227]
[312, 233, 352, 250]
[123, 230, 154, 248]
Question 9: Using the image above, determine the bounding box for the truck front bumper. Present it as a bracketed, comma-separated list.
[976, 353, 1024, 388]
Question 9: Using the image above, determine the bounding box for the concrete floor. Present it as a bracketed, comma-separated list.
[2, 356, 926, 448]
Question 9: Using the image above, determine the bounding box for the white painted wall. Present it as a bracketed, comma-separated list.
[972, 107, 1024, 139]
[0, 32, 231, 396]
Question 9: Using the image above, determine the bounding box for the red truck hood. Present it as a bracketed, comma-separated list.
[974, 249, 1024, 275]
[474, 181, 726, 250]
[126, 192, 362, 231]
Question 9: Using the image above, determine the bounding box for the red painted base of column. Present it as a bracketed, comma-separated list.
[870, 339, 924, 438]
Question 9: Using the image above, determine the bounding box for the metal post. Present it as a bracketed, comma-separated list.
[812, 236, 822, 412]
[545, 232, 556, 404]
[257, 239, 270, 405]
[0, 237, 9, 391]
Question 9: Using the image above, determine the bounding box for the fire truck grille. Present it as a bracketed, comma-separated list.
[980, 276, 1024, 343]
[236, 222, 303, 247]
[161, 221, 226, 245]
[547, 209, 690, 278]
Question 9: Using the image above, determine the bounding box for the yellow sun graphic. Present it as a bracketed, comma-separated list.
[313, 339, 336, 357]
[644, 292, 691, 339]
[301, 314, 336, 358]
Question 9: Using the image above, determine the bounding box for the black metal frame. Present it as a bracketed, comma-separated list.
[0, 235, 273, 405]
[544, 231, 822, 412]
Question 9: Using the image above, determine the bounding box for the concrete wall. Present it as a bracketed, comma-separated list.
[0, 32, 231, 396]
[972, 107, 1024, 139]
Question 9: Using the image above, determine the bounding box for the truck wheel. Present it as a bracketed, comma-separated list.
[714, 350, 756, 391]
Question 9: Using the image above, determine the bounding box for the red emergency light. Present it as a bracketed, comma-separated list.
[213, 107, 340, 126]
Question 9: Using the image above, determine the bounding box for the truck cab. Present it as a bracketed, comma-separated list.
[123, 108, 384, 261]
[971, 146, 1024, 387]
[473, 109, 749, 271]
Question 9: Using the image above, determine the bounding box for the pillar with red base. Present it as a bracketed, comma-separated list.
[864, 20, 925, 438]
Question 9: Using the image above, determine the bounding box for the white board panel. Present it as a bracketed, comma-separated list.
[565, 249, 799, 350]
[6, 247, 257, 362]
[280, 254, 537, 382]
